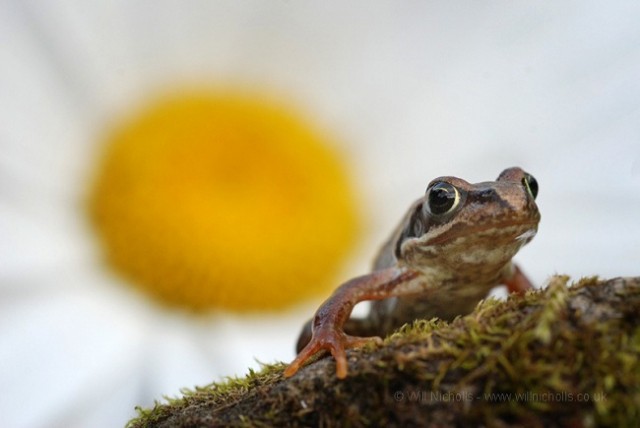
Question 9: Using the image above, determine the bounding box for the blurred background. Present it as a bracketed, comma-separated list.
[1, 1, 639, 427]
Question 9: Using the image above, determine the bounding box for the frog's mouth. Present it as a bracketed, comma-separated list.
[425, 220, 539, 246]
[516, 229, 537, 242]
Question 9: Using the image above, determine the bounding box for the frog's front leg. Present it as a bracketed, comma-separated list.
[283, 266, 421, 379]
[503, 264, 533, 294]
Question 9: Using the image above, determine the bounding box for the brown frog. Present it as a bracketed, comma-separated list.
[284, 167, 540, 379]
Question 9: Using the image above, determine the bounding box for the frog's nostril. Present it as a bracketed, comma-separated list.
[478, 188, 496, 199]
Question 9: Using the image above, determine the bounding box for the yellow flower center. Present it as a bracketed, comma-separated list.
[88, 90, 359, 312]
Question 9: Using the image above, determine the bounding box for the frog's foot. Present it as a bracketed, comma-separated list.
[504, 264, 533, 294]
[284, 328, 382, 379]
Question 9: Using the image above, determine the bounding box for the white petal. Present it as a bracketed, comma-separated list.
[2, 3, 640, 428]
[0, 274, 149, 428]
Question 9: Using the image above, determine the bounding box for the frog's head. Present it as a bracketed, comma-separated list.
[396, 167, 540, 277]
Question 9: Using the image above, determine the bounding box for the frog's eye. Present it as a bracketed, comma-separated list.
[522, 173, 538, 200]
[426, 182, 460, 215]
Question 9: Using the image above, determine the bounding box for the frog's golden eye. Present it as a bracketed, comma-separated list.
[426, 182, 460, 215]
[522, 173, 538, 200]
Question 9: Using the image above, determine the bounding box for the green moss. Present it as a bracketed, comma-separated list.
[128, 276, 640, 427]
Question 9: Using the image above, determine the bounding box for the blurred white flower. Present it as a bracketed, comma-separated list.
[2, 1, 640, 427]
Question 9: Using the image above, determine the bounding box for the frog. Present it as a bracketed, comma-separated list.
[283, 167, 540, 379]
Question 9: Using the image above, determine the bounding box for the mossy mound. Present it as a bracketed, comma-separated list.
[128, 276, 640, 427]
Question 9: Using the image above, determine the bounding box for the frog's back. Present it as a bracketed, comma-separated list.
[369, 199, 427, 333]
[372, 199, 421, 271]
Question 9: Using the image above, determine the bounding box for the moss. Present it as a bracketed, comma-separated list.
[127, 276, 640, 427]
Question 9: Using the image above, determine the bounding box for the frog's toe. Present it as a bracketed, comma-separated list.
[283, 339, 322, 378]
[332, 336, 382, 378]
[329, 344, 348, 379]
